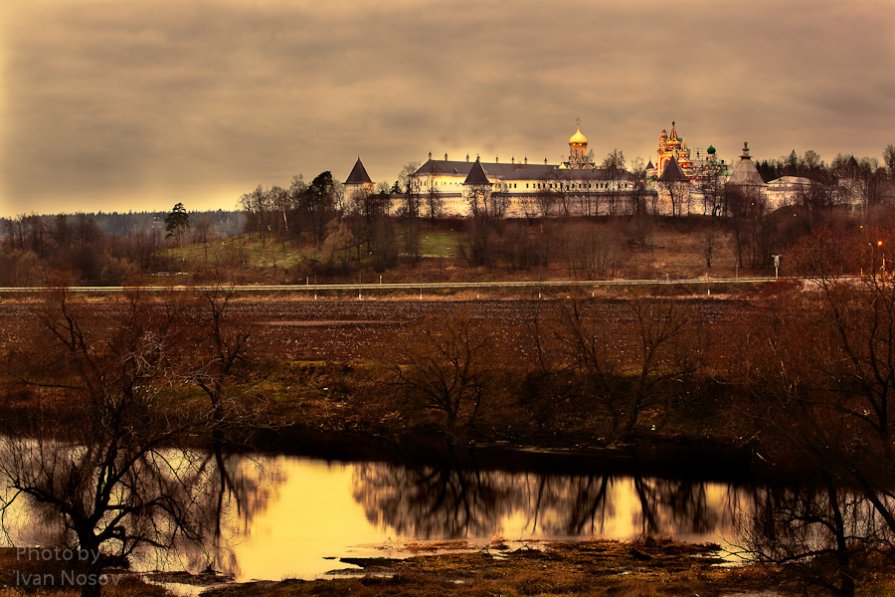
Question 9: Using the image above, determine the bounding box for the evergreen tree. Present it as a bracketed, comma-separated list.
[165, 202, 190, 245]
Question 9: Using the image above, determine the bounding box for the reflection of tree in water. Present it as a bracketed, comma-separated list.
[739, 484, 891, 597]
[520, 475, 735, 538]
[353, 461, 740, 541]
[1, 441, 282, 580]
[0, 289, 278, 595]
[632, 478, 720, 536]
[172, 448, 283, 578]
[352, 462, 520, 539]
[518, 473, 614, 536]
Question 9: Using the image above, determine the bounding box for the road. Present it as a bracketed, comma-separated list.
[0, 276, 788, 295]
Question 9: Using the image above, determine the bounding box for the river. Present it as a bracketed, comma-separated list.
[2, 449, 752, 582]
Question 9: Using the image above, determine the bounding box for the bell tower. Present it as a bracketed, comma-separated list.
[568, 118, 590, 169]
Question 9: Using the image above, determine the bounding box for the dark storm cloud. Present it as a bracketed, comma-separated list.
[1, 0, 893, 215]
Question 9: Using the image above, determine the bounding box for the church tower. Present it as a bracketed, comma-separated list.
[567, 119, 591, 169]
[344, 157, 374, 204]
[463, 157, 494, 216]
[657, 121, 694, 178]
[728, 141, 766, 188]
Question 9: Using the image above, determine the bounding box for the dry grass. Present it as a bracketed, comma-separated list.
[201, 539, 794, 596]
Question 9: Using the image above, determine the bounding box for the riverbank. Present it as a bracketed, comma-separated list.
[173, 538, 895, 596]
[6, 506, 895, 596]
[0, 539, 865, 597]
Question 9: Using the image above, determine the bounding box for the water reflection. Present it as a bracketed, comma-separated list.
[738, 483, 895, 596]
[0, 439, 281, 583]
[352, 464, 518, 539]
[171, 447, 283, 579]
[11, 449, 883, 585]
[352, 464, 744, 544]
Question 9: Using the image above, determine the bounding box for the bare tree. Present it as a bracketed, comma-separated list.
[239, 185, 272, 239]
[396, 161, 421, 218]
[601, 149, 626, 216]
[736, 268, 895, 575]
[0, 290, 266, 596]
[0, 292, 205, 596]
[703, 227, 717, 271]
[663, 180, 692, 217]
[884, 144, 895, 180]
[391, 313, 491, 444]
[563, 223, 622, 279]
[726, 184, 768, 269]
[740, 484, 872, 597]
[424, 172, 443, 219]
[553, 299, 692, 438]
[695, 161, 727, 216]
[182, 286, 253, 441]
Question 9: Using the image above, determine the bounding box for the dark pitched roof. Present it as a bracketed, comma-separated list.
[488, 163, 555, 180]
[416, 158, 549, 179]
[463, 159, 490, 185]
[345, 157, 372, 185]
[550, 168, 638, 182]
[416, 158, 636, 182]
[646, 159, 655, 170]
[415, 159, 477, 176]
[659, 156, 688, 182]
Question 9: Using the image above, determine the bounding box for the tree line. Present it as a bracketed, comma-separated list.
[0, 210, 242, 285]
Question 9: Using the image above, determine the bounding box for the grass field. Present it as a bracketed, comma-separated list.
[166, 236, 308, 269]
[419, 229, 461, 257]
[155, 217, 770, 285]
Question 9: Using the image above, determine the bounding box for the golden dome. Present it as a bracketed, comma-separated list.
[569, 126, 588, 145]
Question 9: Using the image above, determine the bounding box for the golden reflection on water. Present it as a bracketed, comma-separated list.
[231, 458, 395, 580]
[0, 448, 748, 582]
[224, 456, 745, 582]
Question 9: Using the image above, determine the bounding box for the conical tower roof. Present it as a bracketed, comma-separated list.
[728, 142, 766, 187]
[463, 158, 490, 185]
[345, 157, 373, 185]
[659, 155, 688, 182]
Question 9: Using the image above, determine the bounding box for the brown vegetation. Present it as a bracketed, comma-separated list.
[6, 219, 895, 594]
[0, 289, 272, 597]
[198, 539, 895, 597]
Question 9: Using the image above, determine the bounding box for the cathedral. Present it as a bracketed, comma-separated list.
[343, 120, 777, 218]
[649, 121, 730, 182]
[655, 121, 695, 178]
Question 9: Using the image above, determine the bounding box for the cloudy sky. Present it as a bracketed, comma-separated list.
[1, 0, 893, 216]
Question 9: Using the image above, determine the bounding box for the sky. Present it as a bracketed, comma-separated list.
[1, 0, 894, 216]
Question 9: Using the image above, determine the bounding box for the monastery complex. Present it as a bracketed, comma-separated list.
[344, 121, 866, 218]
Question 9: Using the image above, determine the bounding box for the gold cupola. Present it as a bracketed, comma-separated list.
[569, 126, 588, 146]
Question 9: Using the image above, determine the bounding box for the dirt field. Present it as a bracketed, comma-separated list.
[0, 292, 765, 365]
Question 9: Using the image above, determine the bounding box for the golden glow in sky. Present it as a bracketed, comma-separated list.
[1, 0, 893, 216]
